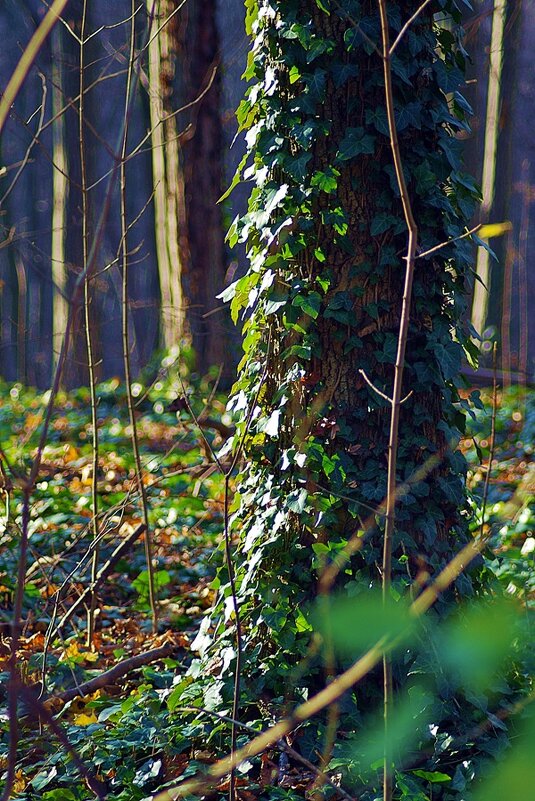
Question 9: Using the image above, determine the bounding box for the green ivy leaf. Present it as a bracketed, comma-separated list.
[336, 127, 375, 161]
[287, 488, 308, 513]
[411, 770, 451, 783]
[293, 292, 322, 320]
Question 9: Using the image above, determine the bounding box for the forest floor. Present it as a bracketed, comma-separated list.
[0, 364, 533, 800]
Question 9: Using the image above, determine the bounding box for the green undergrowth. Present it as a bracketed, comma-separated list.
[0, 365, 533, 800]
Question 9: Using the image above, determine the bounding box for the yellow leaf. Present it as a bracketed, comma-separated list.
[479, 221, 512, 239]
[13, 769, 27, 793]
[73, 710, 98, 726]
[61, 642, 80, 660]
[84, 650, 99, 663]
[63, 444, 80, 463]
[24, 413, 42, 429]
[80, 463, 93, 486]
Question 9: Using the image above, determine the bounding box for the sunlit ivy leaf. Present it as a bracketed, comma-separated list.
[287, 488, 308, 513]
[311, 167, 340, 193]
[133, 758, 162, 788]
[411, 769, 451, 783]
[264, 183, 289, 216]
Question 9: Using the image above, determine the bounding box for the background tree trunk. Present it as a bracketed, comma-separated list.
[466, 0, 535, 382]
[0, 1, 55, 386]
[174, 0, 227, 378]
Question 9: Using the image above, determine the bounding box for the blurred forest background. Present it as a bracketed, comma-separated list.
[0, 0, 533, 390]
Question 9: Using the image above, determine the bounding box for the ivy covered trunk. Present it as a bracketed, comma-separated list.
[190, 0, 495, 795]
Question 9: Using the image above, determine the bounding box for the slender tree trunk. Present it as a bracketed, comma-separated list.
[0, 2, 55, 387]
[146, 0, 189, 353]
[175, 0, 228, 377]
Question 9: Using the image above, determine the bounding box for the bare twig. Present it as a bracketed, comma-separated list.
[389, 0, 434, 56]
[78, 0, 102, 649]
[416, 224, 482, 260]
[44, 643, 177, 706]
[377, 2, 419, 797]
[19, 684, 107, 799]
[51, 523, 147, 636]
[0, 74, 47, 205]
[0, 0, 69, 135]
[121, 0, 158, 631]
[182, 707, 357, 801]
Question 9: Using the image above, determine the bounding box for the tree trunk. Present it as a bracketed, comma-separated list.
[191, 0, 489, 792]
[174, 0, 229, 378]
[0, 1, 55, 387]
[466, 0, 535, 383]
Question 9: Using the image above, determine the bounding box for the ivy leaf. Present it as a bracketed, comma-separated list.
[264, 297, 287, 316]
[293, 292, 322, 320]
[260, 409, 281, 437]
[395, 102, 422, 131]
[287, 488, 308, 513]
[331, 61, 359, 88]
[366, 106, 389, 136]
[434, 59, 464, 93]
[264, 183, 289, 216]
[217, 279, 238, 303]
[302, 69, 327, 100]
[306, 37, 334, 63]
[244, 0, 258, 35]
[411, 770, 451, 784]
[311, 167, 340, 193]
[370, 212, 398, 236]
[336, 127, 375, 161]
[283, 152, 312, 181]
[431, 341, 463, 379]
[343, 16, 379, 54]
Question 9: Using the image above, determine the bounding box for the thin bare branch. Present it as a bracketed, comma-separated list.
[0, 74, 47, 205]
[377, 1, 419, 796]
[0, 0, 69, 136]
[416, 224, 482, 260]
[121, 0, 157, 630]
[146, 0, 190, 48]
[389, 0, 434, 56]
